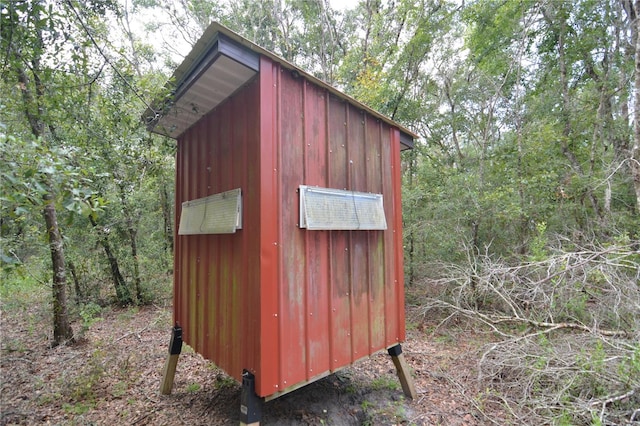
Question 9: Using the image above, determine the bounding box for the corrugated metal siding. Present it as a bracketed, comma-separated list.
[263, 58, 406, 397]
[174, 77, 262, 384]
[174, 55, 406, 399]
[258, 57, 281, 396]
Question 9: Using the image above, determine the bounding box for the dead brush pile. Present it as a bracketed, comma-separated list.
[417, 238, 640, 425]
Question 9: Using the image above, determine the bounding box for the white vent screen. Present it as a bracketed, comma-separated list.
[178, 188, 242, 235]
[299, 185, 387, 230]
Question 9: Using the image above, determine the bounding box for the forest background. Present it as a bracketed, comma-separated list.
[1, 0, 639, 424]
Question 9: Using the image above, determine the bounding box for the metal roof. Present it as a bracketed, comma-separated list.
[144, 22, 415, 149]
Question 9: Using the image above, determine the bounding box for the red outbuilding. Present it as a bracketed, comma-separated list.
[146, 22, 416, 424]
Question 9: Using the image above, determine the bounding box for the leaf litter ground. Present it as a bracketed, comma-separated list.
[1, 300, 505, 425]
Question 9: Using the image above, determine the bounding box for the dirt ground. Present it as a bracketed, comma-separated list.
[0, 300, 505, 425]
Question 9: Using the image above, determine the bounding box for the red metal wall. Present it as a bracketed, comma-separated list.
[174, 55, 406, 399]
[174, 76, 262, 382]
[256, 57, 405, 398]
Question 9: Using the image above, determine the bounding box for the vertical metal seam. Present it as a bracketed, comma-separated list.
[190, 134, 198, 348]
[208, 114, 221, 366]
[200, 118, 208, 357]
[325, 92, 335, 371]
[185, 135, 193, 347]
[184, 137, 190, 343]
[345, 104, 355, 362]
[259, 57, 281, 395]
[214, 112, 222, 365]
[378, 121, 388, 346]
[239, 89, 250, 375]
[302, 78, 310, 380]
[363, 114, 372, 354]
[392, 130, 404, 342]
[201, 120, 208, 357]
[196, 120, 209, 353]
[173, 140, 182, 329]
[276, 64, 285, 389]
[228, 100, 236, 371]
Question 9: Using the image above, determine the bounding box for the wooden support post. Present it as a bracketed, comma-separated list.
[388, 344, 417, 400]
[160, 324, 183, 395]
[240, 370, 262, 426]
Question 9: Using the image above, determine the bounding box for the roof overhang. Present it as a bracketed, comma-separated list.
[143, 33, 258, 138]
[144, 22, 416, 150]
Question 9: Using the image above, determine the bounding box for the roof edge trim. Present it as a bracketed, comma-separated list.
[400, 131, 414, 150]
[174, 34, 259, 102]
[217, 34, 260, 72]
[144, 32, 260, 135]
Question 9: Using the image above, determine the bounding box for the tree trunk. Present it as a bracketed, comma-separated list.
[10, 4, 74, 345]
[43, 192, 74, 346]
[118, 184, 142, 303]
[68, 260, 83, 306]
[88, 215, 132, 305]
[160, 182, 173, 256]
[633, 1, 640, 215]
[128, 225, 142, 303]
[406, 149, 416, 286]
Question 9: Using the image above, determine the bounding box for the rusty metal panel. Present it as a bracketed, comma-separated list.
[391, 128, 406, 344]
[271, 58, 407, 396]
[345, 104, 369, 362]
[303, 81, 331, 379]
[173, 130, 185, 331]
[327, 95, 352, 370]
[194, 121, 208, 356]
[381, 123, 399, 347]
[203, 113, 220, 363]
[365, 117, 386, 352]
[257, 57, 281, 397]
[232, 89, 259, 382]
[278, 66, 307, 391]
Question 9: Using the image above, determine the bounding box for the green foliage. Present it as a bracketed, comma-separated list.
[214, 374, 238, 389]
[78, 302, 103, 333]
[0, 131, 106, 223]
[370, 376, 400, 391]
[620, 344, 640, 385]
[0, 265, 38, 301]
[1, 0, 175, 310]
[360, 399, 374, 411]
[65, 350, 106, 403]
[528, 222, 548, 261]
[62, 401, 95, 415]
[186, 382, 201, 393]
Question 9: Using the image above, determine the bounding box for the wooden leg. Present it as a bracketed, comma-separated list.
[160, 324, 183, 395]
[240, 370, 262, 426]
[388, 344, 417, 400]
